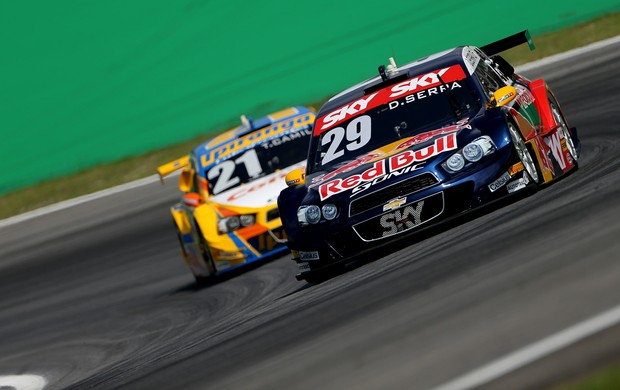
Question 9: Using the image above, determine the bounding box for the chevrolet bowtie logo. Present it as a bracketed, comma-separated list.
[383, 197, 406, 212]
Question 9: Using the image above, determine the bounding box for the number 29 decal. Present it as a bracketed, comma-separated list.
[320, 115, 372, 165]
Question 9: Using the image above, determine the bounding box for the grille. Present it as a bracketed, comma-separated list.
[266, 208, 280, 221]
[349, 173, 439, 217]
[353, 192, 444, 241]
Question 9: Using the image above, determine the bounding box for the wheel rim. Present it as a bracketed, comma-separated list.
[508, 123, 539, 183]
[550, 102, 578, 161]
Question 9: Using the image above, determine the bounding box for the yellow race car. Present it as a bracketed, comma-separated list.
[158, 106, 315, 283]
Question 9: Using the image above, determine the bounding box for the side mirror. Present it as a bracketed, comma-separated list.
[183, 192, 201, 207]
[285, 168, 305, 187]
[488, 86, 517, 108]
[179, 168, 195, 193]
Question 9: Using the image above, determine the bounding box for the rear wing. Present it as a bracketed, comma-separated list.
[480, 30, 536, 56]
[157, 155, 190, 183]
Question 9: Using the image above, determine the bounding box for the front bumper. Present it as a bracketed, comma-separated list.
[209, 226, 289, 274]
[287, 145, 529, 280]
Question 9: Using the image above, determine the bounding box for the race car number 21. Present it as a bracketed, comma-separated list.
[208, 149, 263, 194]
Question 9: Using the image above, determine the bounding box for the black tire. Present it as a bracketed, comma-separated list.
[301, 273, 326, 284]
[194, 221, 218, 284]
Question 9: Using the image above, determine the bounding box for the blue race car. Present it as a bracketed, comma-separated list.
[278, 31, 580, 282]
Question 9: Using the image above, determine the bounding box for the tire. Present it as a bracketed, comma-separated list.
[549, 100, 579, 166]
[194, 222, 218, 284]
[301, 273, 326, 284]
[507, 121, 541, 185]
[174, 222, 188, 257]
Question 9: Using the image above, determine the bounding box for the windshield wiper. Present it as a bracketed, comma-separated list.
[437, 74, 463, 120]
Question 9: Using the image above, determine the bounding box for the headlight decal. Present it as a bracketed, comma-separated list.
[442, 136, 496, 173]
[297, 204, 340, 226]
[218, 214, 257, 234]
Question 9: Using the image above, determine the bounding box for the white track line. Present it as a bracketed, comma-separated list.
[0, 174, 162, 229]
[1, 34, 619, 229]
[429, 304, 620, 390]
[0, 375, 47, 390]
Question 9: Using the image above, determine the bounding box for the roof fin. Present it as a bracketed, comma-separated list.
[240, 114, 254, 130]
[378, 57, 398, 81]
[386, 57, 398, 77]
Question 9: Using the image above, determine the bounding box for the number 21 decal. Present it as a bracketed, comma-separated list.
[321, 115, 371, 165]
[207, 149, 262, 194]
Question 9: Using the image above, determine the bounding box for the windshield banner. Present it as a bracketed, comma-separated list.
[315, 65, 467, 135]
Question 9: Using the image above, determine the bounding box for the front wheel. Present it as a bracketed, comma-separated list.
[194, 222, 218, 285]
[508, 122, 541, 185]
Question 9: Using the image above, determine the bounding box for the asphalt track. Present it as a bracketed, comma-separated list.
[1, 41, 620, 390]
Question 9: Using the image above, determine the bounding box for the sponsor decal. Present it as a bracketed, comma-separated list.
[353, 192, 444, 241]
[507, 172, 530, 193]
[259, 128, 312, 149]
[462, 46, 481, 75]
[312, 152, 383, 186]
[226, 171, 288, 202]
[380, 201, 424, 237]
[318, 132, 457, 200]
[513, 85, 540, 128]
[509, 162, 524, 176]
[286, 178, 301, 186]
[311, 121, 469, 188]
[213, 250, 241, 259]
[498, 91, 515, 104]
[388, 82, 463, 110]
[215, 260, 232, 271]
[201, 113, 314, 167]
[389, 68, 451, 97]
[544, 131, 567, 170]
[350, 163, 424, 197]
[533, 136, 555, 179]
[383, 197, 407, 212]
[318, 93, 379, 132]
[488, 172, 511, 192]
[315, 65, 467, 134]
[515, 85, 535, 108]
[299, 251, 320, 261]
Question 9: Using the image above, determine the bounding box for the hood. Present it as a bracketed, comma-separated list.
[210, 161, 305, 209]
[308, 121, 475, 202]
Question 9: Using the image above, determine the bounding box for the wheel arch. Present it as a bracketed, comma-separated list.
[529, 79, 556, 134]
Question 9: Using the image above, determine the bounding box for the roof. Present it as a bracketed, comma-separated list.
[192, 106, 315, 170]
[318, 47, 469, 115]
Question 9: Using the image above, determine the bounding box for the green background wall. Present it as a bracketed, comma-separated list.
[1, 1, 619, 194]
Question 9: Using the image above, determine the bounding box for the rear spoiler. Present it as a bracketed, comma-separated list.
[157, 155, 190, 183]
[480, 30, 536, 56]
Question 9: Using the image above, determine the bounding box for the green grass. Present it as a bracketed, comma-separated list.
[1, 11, 620, 221]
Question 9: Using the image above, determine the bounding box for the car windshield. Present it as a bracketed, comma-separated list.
[309, 65, 481, 173]
[206, 127, 311, 195]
